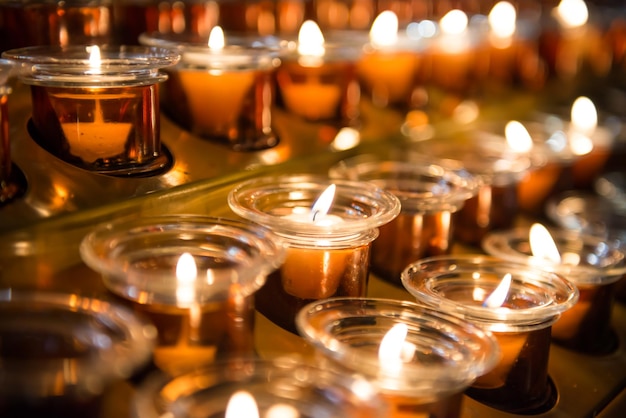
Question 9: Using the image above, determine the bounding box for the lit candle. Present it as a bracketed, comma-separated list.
[225, 391, 259, 418]
[483, 1, 519, 84]
[275, 20, 360, 124]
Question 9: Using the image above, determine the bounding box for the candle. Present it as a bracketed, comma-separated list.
[140, 28, 280, 151]
[133, 357, 385, 417]
[296, 297, 500, 418]
[275, 20, 361, 125]
[79, 216, 286, 374]
[356, 11, 424, 108]
[483, 224, 626, 355]
[0, 58, 24, 205]
[401, 255, 578, 414]
[228, 174, 400, 334]
[329, 153, 479, 285]
[3, 44, 179, 175]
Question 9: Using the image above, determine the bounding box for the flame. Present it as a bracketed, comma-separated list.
[266, 404, 299, 418]
[330, 127, 360, 151]
[483, 273, 512, 308]
[298, 20, 325, 56]
[555, 0, 588, 29]
[225, 390, 259, 418]
[440, 10, 468, 35]
[529, 223, 562, 263]
[370, 11, 399, 47]
[489, 1, 517, 38]
[176, 252, 198, 305]
[378, 323, 415, 374]
[570, 96, 597, 135]
[208, 25, 225, 50]
[87, 45, 101, 74]
[505, 120, 533, 153]
[311, 184, 336, 221]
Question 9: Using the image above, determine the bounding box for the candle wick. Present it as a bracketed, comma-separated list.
[312, 210, 319, 222]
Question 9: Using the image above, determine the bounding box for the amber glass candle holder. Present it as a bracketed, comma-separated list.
[2, 45, 179, 176]
[296, 297, 500, 418]
[139, 31, 282, 151]
[483, 226, 626, 355]
[133, 356, 386, 417]
[228, 174, 400, 334]
[80, 215, 286, 375]
[402, 255, 579, 414]
[329, 153, 479, 286]
[0, 289, 155, 418]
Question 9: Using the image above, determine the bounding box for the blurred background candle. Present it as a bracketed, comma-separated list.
[296, 297, 500, 418]
[483, 223, 626, 354]
[3, 44, 179, 176]
[228, 174, 400, 334]
[275, 19, 361, 126]
[140, 27, 281, 151]
[80, 215, 286, 374]
[329, 152, 479, 286]
[402, 255, 578, 414]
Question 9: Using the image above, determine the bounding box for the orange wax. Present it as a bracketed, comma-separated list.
[517, 162, 570, 214]
[427, 48, 475, 93]
[572, 146, 611, 189]
[279, 81, 342, 120]
[178, 70, 256, 137]
[473, 331, 528, 389]
[381, 391, 463, 418]
[280, 246, 352, 299]
[357, 50, 420, 107]
[551, 286, 594, 341]
[62, 121, 132, 163]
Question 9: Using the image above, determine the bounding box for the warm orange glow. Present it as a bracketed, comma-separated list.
[483, 273, 512, 308]
[370, 10, 399, 47]
[529, 223, 562, 263]
[555, 0, 589, 29]
[440, 10, 468, 35]
[489, 1, 516, 38]
[225, 390, 259, 418]
[505, 120, 533, 153]
[208, 25, 225, 50]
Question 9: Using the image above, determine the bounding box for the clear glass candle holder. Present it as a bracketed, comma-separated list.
[329, 153, 479, 286]
[133, 356, 386, 417]
[139, 31, 282, 151]
[483, 226, 626, 355]
[2, 45, 180, 176]
[227, 174, 401, 334]
[295, 297, 500, 418]
[0, 289, 156, 418]
[80, 215, 286, 375]
[401, 255, 579, 414]
[411, 132, 533, 246]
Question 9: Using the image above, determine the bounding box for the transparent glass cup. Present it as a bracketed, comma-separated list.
[0, 289, 156, 418]
[296, 297, 500, 418]
[483, 227, 626, 354]
[2, 45, 180, 176]
[228, 174, 401, 334]
[401, 255, 579, 414]
[329, 153, 479, 285]
[133, 356, 386, 417]
[80, 215, 286, 374]
[0, 58, 24, 205]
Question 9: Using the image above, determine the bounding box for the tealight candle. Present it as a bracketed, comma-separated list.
[2, 45, 179, 176]
[133, 357, 386, 418]
[80, 215, 286, 374]
[228, 174, 400, 334]
[275, 20, 361, 125]
[329, 153, 479, 285]
[139, 28, 282, 151]
[401, 255, 578, 414]
[296, 297, 500, 418]
[483, 224, 626, 354]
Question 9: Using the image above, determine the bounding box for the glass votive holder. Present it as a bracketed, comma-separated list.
[401, 255, 579, 414]
[329, 153, 479, 286]
[79, 215, 286, 375]
[227, 174, 401, 334]
[483, 226, 626, 355]
[133, 356, 386, 417]
[411, 131, 533, 246]
[139, 31, 282, 151]
[275, 21, 362, 126]
[295, 297, 500, 418]
[0, 289, 156, 418]
[2, 45, 179, 176]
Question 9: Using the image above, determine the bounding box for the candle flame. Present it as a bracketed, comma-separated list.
[505, 120, 533, 153]
[483, 273, 512, 308]
[311, 184, 336, 222]
[225, 390, 259, 418]
[176, 252, 197, 305]
[571, 96, 597, 134]
[370, 11, 399, 47]
[489, 1, 517, 38]
[298, 20, 325, 57]
[555, 0, 588, 29]
[529, 223, 562, 263]
[87, 45, 101, 74]
[266, 404, 299, 418]
[379, 323, 415, 374]
[440, 9, 468, 35]
[208, 26, 225, 50]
